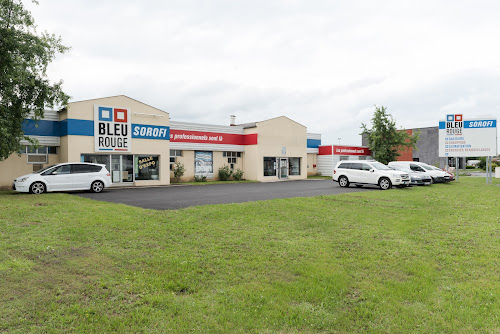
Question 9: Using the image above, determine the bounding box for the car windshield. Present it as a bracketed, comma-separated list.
[370, 162, 391, 170]
[420, 165, 434, 171]
[35, 164, 58, 174]
[395, 167, 412, 173]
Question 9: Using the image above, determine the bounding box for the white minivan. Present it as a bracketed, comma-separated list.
[13, 162, 112, 194]
[388, 161, 450, 183]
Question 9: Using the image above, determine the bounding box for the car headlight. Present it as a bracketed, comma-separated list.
[391, 173, 400, 178]
[17, 177, 29, 182]
[413, 175, 422, 179]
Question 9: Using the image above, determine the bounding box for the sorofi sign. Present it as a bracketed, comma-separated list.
[439, 114, 497, 157]
[94, 105, 131, 152]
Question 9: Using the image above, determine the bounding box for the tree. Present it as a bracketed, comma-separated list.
[361, 106, 419, 164]
[0, 0, 69, 161]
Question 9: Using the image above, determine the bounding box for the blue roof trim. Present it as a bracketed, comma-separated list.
[23, 119, 170, 140]
[307, 138, 321, 148]
[21, 119, 60, 136]
[60, 119, 94, 136]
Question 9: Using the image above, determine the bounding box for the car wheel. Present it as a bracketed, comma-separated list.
[430, 177, 435, 184]
[378, 177, 392, 190]
[30, 182, 46, 194]
[338, 176, 350, 187]
[91, 181, 104, 193]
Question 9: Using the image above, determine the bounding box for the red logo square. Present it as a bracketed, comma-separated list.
[114, 109, 128, 123]
[455, 114, 462, 122]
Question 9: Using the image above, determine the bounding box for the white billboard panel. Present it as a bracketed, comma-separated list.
[439, 114, 497, 157]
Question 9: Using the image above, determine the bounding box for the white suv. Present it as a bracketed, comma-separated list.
[333, 160, 410, 190]
[13, 162, 112, 194]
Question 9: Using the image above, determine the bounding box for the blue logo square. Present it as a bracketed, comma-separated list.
[446, 114, 454, 121]
[99, 107, 113, 121]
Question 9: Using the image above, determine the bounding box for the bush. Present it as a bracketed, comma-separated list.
[218, 165, 232, 181]
[194, 175, 207, 182]
[232, 168, 244, 181]
[477, 157, 487, 170]
[172, 162, 185, 182]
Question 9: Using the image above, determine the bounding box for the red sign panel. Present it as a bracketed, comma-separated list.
[170, 130, 257, 145]
[333, 145, 371, 156]
[318, 146, 333, 155]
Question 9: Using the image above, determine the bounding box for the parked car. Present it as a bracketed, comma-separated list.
[429, 165, 455, 181]
[13, 162, 112, 194]
[332, 160, 410, 190]
[388, 161, 450, 183]
[389, 165, 432, 186]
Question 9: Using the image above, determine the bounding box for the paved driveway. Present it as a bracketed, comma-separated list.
[75, 179, 376, 210]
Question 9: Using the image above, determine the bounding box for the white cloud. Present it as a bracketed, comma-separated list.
[26, 0, 500, 149]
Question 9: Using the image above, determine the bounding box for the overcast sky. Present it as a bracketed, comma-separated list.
[28, 0, 500, 147]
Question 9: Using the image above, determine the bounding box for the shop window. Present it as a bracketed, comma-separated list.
[264, 157, 276, 176]
[135, 155, 160, 180]
[195, 151, 213, 178]
[288, 157, 301, 176]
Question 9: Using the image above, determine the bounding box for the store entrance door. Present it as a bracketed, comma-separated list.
[111, 155, 134, 183]
[279, 158, 288, 179]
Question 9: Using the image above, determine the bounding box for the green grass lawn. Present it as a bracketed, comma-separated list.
[0, 178, 498, 333]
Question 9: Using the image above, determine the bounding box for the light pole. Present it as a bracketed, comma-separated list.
[338, 138, 341, 146]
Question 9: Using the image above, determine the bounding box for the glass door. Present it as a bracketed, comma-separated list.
[122, 155, 133, 182]
[111, 155, 121, 183]
[280, 158, 288, 179]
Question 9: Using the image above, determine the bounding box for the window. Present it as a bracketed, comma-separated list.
[361, 163, 371, 171]
[350, 162, 362, 170]
[288, 157, 301, 176]
[337, 163, 351, 169]
[25, 146, 56, 165]
[339, 156, 349, 161]
[264, 157, 276, 176]
[170, 150, 182, 170]
[72, 164, 102, 173]
[223, 151, 241, 164]
[82, 155, 111, 172]
[42, 164, 70, 175]
[135, 155, 160, 180]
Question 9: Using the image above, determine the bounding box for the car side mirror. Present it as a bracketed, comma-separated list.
[51, 171, 58, 175]
[370, 169, 375, 172]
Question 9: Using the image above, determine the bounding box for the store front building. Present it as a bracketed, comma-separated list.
[0, 96, 325, 188]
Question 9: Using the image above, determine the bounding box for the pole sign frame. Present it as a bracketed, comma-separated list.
[439, 114, 497, 157]
[94, 105, 132, 152]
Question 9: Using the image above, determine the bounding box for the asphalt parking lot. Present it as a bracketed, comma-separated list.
[75, 179, 376, 210]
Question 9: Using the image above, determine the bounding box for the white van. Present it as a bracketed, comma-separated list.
[388, 161, 449, 183]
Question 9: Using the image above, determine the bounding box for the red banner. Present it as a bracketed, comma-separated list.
[333, 145, 371, 156]
[170, 130, 257, 145]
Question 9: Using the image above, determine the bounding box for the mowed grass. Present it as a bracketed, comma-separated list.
[0, 178, 498, 333]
